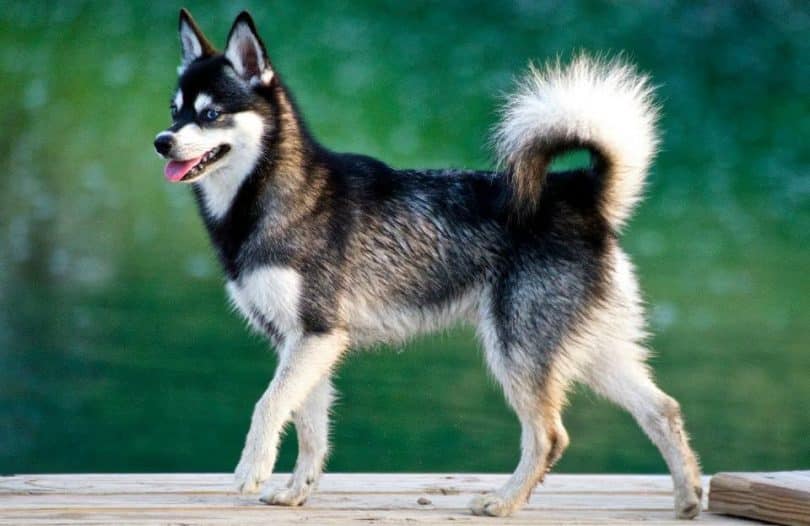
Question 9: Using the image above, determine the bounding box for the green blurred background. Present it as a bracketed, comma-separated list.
[1, 1, 807, 475]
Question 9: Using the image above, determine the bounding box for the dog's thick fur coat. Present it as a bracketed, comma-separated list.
[155, 10, 702, 519]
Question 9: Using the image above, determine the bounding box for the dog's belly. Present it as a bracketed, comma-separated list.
[343, 288, 481, 346]
[225, 265, 480, 347]
[226, 266, 302, 342]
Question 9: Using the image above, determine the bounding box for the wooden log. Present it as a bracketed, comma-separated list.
[709, 471, 810, 526]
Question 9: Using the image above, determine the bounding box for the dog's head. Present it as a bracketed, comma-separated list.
[154, 9, 273, 184]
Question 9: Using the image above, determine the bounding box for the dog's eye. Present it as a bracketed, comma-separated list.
[201, 108, 221, 122]
[170, 104, 178, 119]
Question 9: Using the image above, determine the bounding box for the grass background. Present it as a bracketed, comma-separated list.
[0, 1, 807, 475]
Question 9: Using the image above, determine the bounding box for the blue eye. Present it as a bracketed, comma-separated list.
[170, 104, 178, 119]
[201, 108, 220, 122]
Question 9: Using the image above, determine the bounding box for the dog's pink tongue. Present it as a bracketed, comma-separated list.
[164, 157, 202, 182]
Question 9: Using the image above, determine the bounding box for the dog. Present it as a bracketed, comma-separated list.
[154, 9, 703, 519]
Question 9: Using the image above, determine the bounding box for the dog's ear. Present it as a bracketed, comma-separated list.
[178, 8, 215, 72]
[224, 11, 274, 86]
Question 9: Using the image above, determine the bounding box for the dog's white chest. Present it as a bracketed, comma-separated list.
[226, 266, 302, 338]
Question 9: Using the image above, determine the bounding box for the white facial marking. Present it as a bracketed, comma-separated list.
[170, 123, 208, 159]
[195, 111, 265, 218]
[194, 93, 212, 113]
[173, 90, 183, 111]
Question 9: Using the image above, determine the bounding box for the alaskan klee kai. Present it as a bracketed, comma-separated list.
[154, 9, 702, 519]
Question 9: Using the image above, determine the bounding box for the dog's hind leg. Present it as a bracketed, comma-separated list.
[260, 377, 334, 506]
[469, 360, 569, 517]
[470, 306, 570, 517]
[584, 347, 703, 519]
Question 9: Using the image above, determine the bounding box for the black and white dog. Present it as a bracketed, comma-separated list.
[154, 9, 702, 519]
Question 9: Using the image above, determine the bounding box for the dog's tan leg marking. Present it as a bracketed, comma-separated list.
[469, 390, 569, 516]
[470, 356, 570, 517]
[586, 352, 703, 519]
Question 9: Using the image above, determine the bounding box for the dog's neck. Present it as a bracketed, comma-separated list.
[256, 83, 327, 228]
[191, 80, 326, 276]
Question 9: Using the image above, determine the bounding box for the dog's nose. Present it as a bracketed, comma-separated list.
[154, 133, 174, 156]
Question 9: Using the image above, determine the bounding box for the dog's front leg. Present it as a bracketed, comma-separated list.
[234, 330, 348, 495]
[260, 377, 334, 506]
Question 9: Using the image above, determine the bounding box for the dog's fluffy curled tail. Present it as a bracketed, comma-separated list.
[494, 54, 659, 231]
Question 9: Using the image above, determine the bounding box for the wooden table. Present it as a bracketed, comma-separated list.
[0, 473, 753, 525]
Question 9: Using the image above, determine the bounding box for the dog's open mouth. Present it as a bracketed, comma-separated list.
[164, 145, 231, 183]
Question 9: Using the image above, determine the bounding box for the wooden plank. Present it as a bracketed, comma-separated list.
[709, 471, 810, 526]
[0, 491, 688, 510]
[0, 473, 685, 495]
[0, 473, 749, 525]
[0, 508, 746, 526]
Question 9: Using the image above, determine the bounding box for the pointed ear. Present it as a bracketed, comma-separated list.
[224, 11, 274, 86]
[178, 8, 215, 72]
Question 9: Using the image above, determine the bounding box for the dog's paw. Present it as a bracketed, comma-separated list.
[234, 465, 264, 494]
[233, 430, 279, 495]
[676, 497, 701, 520]
[234, 456, 273, 495]
[260, 485, 311, 506]
[469, 493, 515, 517]
[674, 485, 702, 520]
